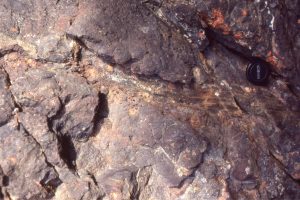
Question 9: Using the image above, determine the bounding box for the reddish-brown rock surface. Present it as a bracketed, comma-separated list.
[0, 0, 299, 199]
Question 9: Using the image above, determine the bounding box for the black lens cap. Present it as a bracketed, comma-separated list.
[246, 61, 270, 85]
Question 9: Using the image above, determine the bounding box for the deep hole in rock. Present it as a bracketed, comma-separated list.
[92, 93, 109, 136]
[58, 134, 77, 170]
[39, 171, 62, 195]
[129, 171, 140, 200]
[2, 176, 9, 187]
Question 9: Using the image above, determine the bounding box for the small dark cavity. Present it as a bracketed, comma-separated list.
[39, 171, 62, 195]
[2, 176, 9, 187]
[58, 135, 77, 170]
[92, 93, 109, 136]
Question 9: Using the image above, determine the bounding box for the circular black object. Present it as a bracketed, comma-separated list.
[246, 61, 270, 85]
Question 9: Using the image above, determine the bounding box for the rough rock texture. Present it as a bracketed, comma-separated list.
[0, 0, 299, 200]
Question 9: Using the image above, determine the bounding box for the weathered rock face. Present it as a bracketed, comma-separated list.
[0, 0, 299, 200]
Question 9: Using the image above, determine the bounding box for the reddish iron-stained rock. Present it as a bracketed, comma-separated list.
[0, 0, 299, 200]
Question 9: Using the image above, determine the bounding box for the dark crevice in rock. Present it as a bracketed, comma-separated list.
[18, 123, 62, 195]
[205, 28, 278, 80]
[39, 171, 62, 198]
[4, 190, 12, 200]
[269, 151, 300, 185]
[67, 33, 119, 66]
[130, 171, 139, 200]
[1, 66, 23, 113]
[57, 134, 77, 171]
[0, 65, 22, 128]
[2, 176, 9, 187]
[66, 34, 98, 49]
[91, 93, 109, 137]
[66, 34, 95, 52]
[0, 45, 22, 58]
[0, 166, 7, 199]
[129, 166, 152, 200]
[233, 97, 248, 114]
[87, 171, 98, 187]
[205, 29, 253, 60]
[95, 195, 106, 200]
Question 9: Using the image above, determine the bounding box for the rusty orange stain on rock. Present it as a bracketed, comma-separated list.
[266, 51, 278, 65]
[10, 26, 19, 33]
[207, 9, 231, 35]
[128, 107, 139, 117]
[266, 51, 285, 69]
[84, 67, 101, 80]
[106, 65, 114, 72]
[241, 8, 248, 17]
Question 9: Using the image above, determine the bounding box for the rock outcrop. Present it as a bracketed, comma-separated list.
[0, 0, 299, 199]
